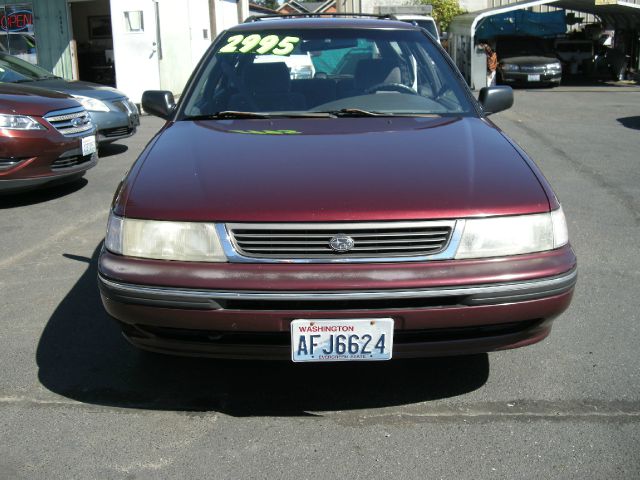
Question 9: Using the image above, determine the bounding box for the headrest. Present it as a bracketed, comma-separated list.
[354, 58, 402, 91]
[243, 62, 291, 93]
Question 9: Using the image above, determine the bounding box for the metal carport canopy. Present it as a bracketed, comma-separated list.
[449, 0, 640, 36]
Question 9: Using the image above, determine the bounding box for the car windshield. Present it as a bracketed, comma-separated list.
[0, 53, 57, 82]
[182, 27, 474, 118]
[497, 37, 550, 57]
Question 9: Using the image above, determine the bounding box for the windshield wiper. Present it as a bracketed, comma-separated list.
[184, 111, 335, 120]
[314, 109, 440, 118]
[315, 108, 386, 117]
[185, 111, 273, 120]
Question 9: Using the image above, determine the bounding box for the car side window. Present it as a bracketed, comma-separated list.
[0, 65, 26, 82]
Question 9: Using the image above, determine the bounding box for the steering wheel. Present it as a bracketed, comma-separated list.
[364, 82, 418, 95]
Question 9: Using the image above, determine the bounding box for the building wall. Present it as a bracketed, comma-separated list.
[459, 0, 487, 12]
[157, 0, 211, 95]
[359, 0, 420, 14]
[16, 0, 267, 90]
[21, 0, 73, 77]
[187, 0, 211, 65]
[215, 0, 240, 33]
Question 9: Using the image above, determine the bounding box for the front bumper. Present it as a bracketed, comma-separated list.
[99, 268, 576, 309]
[0, 166, 95, 193]
[90, 98, 140, 144]
[0, 129, 98, 193]
[98, 245, 577, 359]
[500, 71, 562, 85]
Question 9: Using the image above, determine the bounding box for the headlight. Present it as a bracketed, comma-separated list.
[0, 114, 45, 130]
[72, 95, 110, 112]
[455, 208, 568, 259]
[548, 62, 562, 70]
[501, 63, 519, 72]
[125, 99, 139, 114]
[105, 213, 227, 262]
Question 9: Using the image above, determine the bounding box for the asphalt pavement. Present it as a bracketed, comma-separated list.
[1, 83, 639, 479]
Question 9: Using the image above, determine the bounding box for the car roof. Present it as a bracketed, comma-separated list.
[229, 17, 420, 32]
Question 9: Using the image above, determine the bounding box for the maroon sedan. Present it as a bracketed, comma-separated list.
[0, 83, 97, 193]
[99, 17, 576, 361]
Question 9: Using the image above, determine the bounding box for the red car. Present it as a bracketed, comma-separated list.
[0, 83, 97, 193]
[98, 17, 576, 362]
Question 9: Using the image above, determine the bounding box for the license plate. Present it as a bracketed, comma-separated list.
[81, 135, 97, 156]
[291, 318, 394, 362]
[527, 74, 541, 82]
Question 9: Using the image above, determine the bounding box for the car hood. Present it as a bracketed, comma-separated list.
[19, 78, 128, 101]
[0, 83, 80, 116]
[500, 55, 559, 66]
[121, 117, 550, 222]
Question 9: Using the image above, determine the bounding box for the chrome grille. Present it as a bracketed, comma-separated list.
[101, 126, 133, 138]
[51, 153, 93, 170]
[44, 107, 93, 137]
[227, 221, 455, 260]
[520, 65, 547, 73]
[0, 158, 24, 171]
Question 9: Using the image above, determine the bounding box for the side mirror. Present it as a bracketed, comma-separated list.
[478, 86, 513, 115]
[141, 90, 176, 120]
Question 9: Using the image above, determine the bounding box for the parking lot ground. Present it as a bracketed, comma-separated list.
[1, 84, 640, 479]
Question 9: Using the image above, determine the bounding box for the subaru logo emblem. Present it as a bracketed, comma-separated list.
[329, 234, 355, 252]
[71, 117, 84, 127]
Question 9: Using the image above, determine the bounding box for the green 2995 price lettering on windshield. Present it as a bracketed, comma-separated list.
[218, 34, 301, 56]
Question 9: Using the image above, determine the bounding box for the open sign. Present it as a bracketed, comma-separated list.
[1, 10, 34, 32]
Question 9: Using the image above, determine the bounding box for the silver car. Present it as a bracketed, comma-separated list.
[0, 52, 139, 144]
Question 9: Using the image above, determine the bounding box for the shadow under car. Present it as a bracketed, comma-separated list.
[36, 244, 490, 416]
